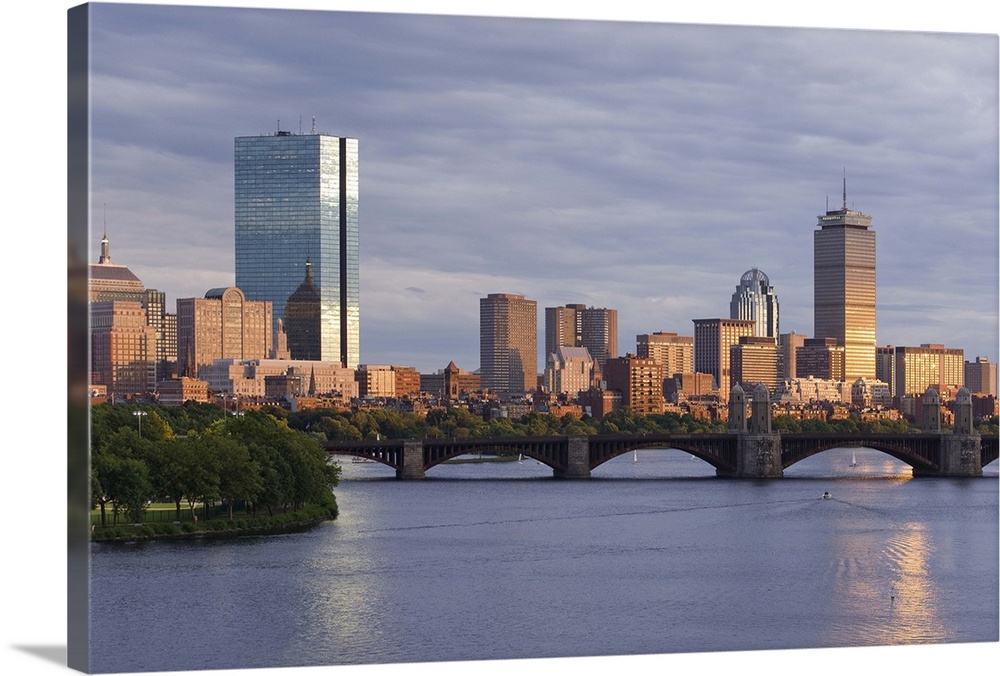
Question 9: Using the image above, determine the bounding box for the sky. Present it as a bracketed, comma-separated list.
[77, 0, 999, 375]
[80, 4, 998, 372]
[1, 6, 998, 674]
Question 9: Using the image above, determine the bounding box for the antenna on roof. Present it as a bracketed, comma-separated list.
[842, 167, 847, 210]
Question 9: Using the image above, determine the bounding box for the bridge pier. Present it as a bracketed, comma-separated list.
[735, 434, 784, 478]
[396, 440, 426, 480]
[929, 434, 983, 477]
[554, 436, 591, 479]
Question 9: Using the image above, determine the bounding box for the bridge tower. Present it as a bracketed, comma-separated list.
[922, 387, 941, 432]
[731, 383, 783, 478]
[727, 384, 747, 432]
[936, 387, 982, 477]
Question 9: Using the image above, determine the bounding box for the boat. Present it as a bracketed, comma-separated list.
[517, 453, 524, 464]
[822, 491, 832, 500]
[849, 450, 858, 467]
[633, 450, 638, 463]
[352, 456, 374, 463]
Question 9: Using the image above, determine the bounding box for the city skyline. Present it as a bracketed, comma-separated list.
[83, 4, 998, 377]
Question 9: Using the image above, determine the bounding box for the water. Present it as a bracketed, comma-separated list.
[89, 449, 999, 673]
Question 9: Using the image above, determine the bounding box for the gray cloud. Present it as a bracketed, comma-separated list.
[85, 4, 998, 373]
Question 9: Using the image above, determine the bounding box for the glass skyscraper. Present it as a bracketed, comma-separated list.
[729, 267, 779, 339]
[235, 131, 359, 368]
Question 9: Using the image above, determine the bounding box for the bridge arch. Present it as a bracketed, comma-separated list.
[780, 437, 938, 474]
[587, 434, 738, 475]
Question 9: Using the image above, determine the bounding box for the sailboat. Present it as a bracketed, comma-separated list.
[849, 450, 858, 467]
[517, 453, 524, 464]
[633, 450, 638, 463]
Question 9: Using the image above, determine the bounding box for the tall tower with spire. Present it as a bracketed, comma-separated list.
[813, 174, 876, 381]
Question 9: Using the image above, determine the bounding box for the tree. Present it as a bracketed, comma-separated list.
[212, 436, 263, 520]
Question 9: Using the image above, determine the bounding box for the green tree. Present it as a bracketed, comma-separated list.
[212, 436, 263, 520]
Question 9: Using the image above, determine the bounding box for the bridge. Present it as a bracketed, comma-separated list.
[326, 433, 998, 479]
[325, 385, 998, 480]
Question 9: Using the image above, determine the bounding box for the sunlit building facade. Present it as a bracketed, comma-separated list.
[176, 287, 273, 379]
[893, 344, 965, 397]
[90, 300, 158, 400]
[480, 293, 537, 395]
[544, 304, 618, 369]
[636, 331, 694, 378]
[814, 187, 876, 381]
[964, 356, 998, 397]
[693, 318, 755, 395]
[235, 131, 359, 368]
[730, 267, 779, 338]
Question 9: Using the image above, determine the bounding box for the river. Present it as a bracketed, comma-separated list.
[88, 448, 998, 674]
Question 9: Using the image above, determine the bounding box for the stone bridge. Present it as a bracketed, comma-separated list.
[325, 385, 997, 480]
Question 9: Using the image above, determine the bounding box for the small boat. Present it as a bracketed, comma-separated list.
[822, 491, 832, 500]
[690, 454, 697, 461]
[352, 456, 374, 463]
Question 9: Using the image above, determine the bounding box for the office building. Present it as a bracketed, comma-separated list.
[797, 338, 845, 381]
[480, 293, 537, 395]
[894, 344, 965, 397]
[89, 231, 144, 303]
[176, 287, 273, 379]
[814, 181, 876, 381]
[90, 300, 158, 401]
[964, 357, 998, 397]
[779, 332, 807, 380]
[544, 346, 595, 397]
[545, 304, 618, 369]
[544, 304, 586, 359]
[693, 318, 756, 395]
[636, 332, 694, 378]
[235, 130, 359, 368]
[730, 267, 779, 338]
[730, 336, 780, 392]
[200, 358, 358, 400]
[876, 345, 896, 398]
[603, 354, 665, 415]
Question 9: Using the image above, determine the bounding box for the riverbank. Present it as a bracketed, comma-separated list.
[91, 503, 337, 542]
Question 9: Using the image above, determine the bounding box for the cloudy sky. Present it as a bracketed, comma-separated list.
[83, 1, 998, 374]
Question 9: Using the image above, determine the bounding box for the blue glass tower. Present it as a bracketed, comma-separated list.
[235, 131, 359, 368]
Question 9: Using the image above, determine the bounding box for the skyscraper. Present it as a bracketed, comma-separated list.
[730, 267, 779, 338]
[480, 293, 537, 395]
[544, 304, 618, 369]
[814, 180, 875, 381]
[235, 130, 359, 368]
[692, 318, 756, 393]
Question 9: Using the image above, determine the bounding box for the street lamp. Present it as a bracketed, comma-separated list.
[133, 410, 147, 437]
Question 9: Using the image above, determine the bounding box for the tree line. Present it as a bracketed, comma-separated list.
[91, 403, 339, 528]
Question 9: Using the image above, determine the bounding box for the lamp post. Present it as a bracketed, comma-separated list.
[132, 410, 147, 437]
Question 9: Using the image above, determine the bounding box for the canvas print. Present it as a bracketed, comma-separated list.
[67, 2, 999, 674]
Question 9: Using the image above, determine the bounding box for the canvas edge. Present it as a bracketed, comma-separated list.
[68, 2, 91, 673]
